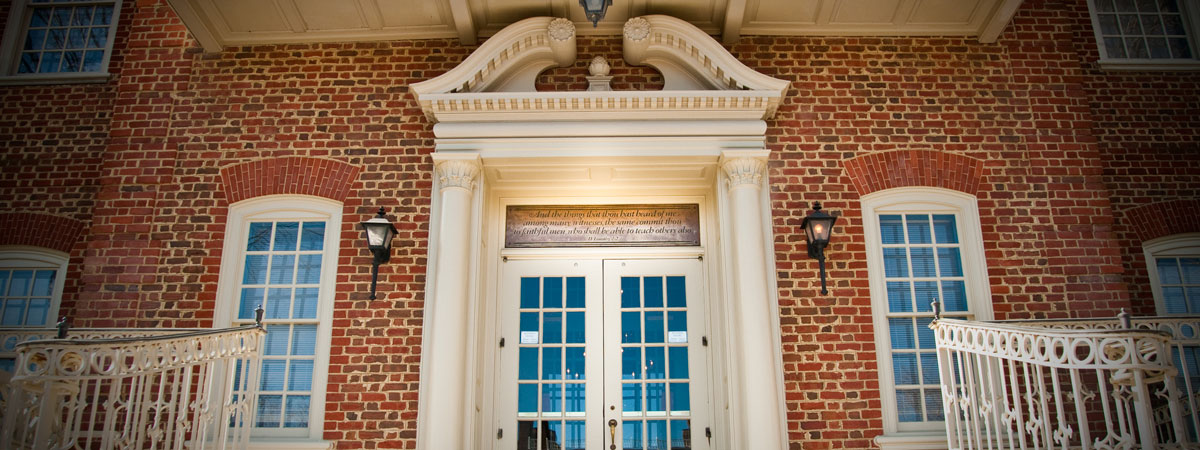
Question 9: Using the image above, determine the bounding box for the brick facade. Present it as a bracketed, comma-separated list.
[1, 0, 1197, 448]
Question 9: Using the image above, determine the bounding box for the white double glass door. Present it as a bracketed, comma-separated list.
[496, 259, 709, 450]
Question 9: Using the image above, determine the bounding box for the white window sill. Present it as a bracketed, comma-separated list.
[0, 72, 113, 86]
[1097, 58, 1200, 71]
[875, 432, 949, 450]
[243, 438, 334, 450]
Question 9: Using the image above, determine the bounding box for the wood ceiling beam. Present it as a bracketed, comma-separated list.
[722, 0, 747, 45]
[447, 0, 477, 45]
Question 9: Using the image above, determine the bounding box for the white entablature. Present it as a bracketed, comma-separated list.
[410, 15, 789, 125]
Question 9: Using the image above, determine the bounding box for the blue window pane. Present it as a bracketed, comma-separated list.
[889, 318, 915, 350]
[8, 271, 31, 296]
[293, 288, 318, 319]
[1, 300, 25, 326]
[666, 276, 686, 307]
[519, 347, 538, 380]
[520, 278, 539, 309]
[670, 420, 691, 450]
[647, 420, 667, 450]
[544, 421, 562, 448]
[941, 281, 968, 312]
[543, 312, 562, 344]
[518, 384, 537, 413]
[269, 255, 295, 285]
[72, 6, 92, 25]
[921, 353, 940, 385]
[266, 288, 290, 319]
[896, 389, 922, 422]
[521, 312, 538, 334]
[242, 255, 267, 284]
[622, 312, 641, 343]
[1183, 258, 1200, 284]
[917, 318, 935, 349]
[238, 288, 264, 320]
[543, 277, 562, 308]
[623, 421, 644, 450]
[623, 383, 642, 413]
[564, 347, 584, 380]
[255, 395, 282, 427]
[666, 311, 686, 333]
[247, 223, 272, 251]
[31, 8, 50, 27]
[67, 28, 85, 48]
[880, 215, 904, 244]
[883, 248, 908, 278]
[925, 389, 944, 421]
[260, 360, 286, 390]
[543, 347, 561, 380]
[914, 281, 938, 313]
[646, 383, 666, 413]
[296, 255, 322, 284]
[26, 299, 49, 326]
[288, 360, 313, 390]
[645, 347, 665, 379]
[669, 383, 689, 413]
[1165, 287, 1187, 313]
[93, 5, 113, 25]
[292, 325, 317, 356]
[83, 49, 103, 71]
[893, 354, 918, 385]
[906, 215, 932, 244]
[0, 272, 7, 298]
[264, 325, 289, 355]
[622, 277, 640, 308]
[299, 222, 325, 250]
[623, 347, 642, 380]
[645, 312, 664, 343]
[910, 248, 935, 277]
[566, 277, 585, 308]
[668, 347, 689, 379]
[273, 222, 299, 251]
[887, 281, 912, 313]
[932, 215, 958, 244]
[565, 384, 585, 413]
[542, 384, 561, 413]
[87, 27, 106, 48]
[31, 270, 54, 296]
[937, 248, 963, 277]
[60, 50, 81, 72]
[18, 52, 39, 73]
[0, 359, 14, 373]
[50, 7, 71, 26]
[46, 29, 66, 50]
[1159, 258, 1182, 284]
[565, 311, 584, 343]
[284, 395, 309, 428]
[564, 421, 585, 450]
[1189, 287, 1200, 314]
[644, 277, 663, 308]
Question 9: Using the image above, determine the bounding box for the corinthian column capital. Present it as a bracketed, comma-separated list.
[435, 159, 481, 191]
[721, 157, 767, 188]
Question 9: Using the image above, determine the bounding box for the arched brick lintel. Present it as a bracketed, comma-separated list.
[0, 213, 87, 254]
[1127, 199, 1200, 243]
[843, 150, 986, 197]
[219, 157, 362, 204]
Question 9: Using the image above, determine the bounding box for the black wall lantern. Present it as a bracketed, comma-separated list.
[360, 207, 398, 300]
[580, 0, 612, 26]
[801, 201, 838, 295]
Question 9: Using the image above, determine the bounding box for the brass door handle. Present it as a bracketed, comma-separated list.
[608, 419, 618, 450]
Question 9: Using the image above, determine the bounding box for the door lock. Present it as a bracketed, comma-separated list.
[608, 419, 618, 450]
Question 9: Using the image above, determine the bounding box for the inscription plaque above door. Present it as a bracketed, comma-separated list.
[505, 204, 701, 248]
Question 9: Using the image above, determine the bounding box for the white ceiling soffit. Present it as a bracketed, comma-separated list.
[166, 0, 1024, 53]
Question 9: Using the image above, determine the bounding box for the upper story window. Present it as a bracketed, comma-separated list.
[0, 247, 66, 327]
[1088, 0, 1200, 70]
[862, 188, 993, 439]
[1144, 233, 1200, 314]
[216, 196, 340, 445]
[0, 0, 122, 84]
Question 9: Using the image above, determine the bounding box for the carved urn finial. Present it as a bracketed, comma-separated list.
[586, 56, 613, 91]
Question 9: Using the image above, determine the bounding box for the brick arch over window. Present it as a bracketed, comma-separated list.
[1127, 199, 1200, 243]
[0, 213, 87, 253]
[843, 150, 986, 196]
[219, 157, 362, 204]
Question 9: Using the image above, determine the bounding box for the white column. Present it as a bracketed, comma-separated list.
[721, 154, 786, 450]
[418, 157, 481, 450]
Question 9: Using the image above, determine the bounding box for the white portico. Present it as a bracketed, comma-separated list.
[412, 15, 790, 450]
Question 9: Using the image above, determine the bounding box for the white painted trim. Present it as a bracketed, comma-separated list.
[0, 0, 122, 80]
[977, 0, 1022, 43]
[0, 245, 68, 327]
[1143, 232, 1200, 315]
[166, 0, 223, 52]
[212, 195, 343, 442]
[874, 432, 951, 449]
[861, 187, 993, 435]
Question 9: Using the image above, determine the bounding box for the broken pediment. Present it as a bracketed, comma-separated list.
[410, 15, 789, 124]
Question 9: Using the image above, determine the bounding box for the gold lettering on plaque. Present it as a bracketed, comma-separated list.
[505, 204, 701, 248]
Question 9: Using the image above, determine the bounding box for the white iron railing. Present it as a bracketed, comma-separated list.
[933, 309, 1200, 449]
[0, 318, 265, 450]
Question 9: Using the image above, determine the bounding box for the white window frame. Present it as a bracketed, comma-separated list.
[0, 0, 121, 85]
[0, 245, 68, 327]
[862, 188, 994, 447]
[1144, 232, 1200, 315]
[213, 196, 340, 450]
[1086, 0, 1200, 70]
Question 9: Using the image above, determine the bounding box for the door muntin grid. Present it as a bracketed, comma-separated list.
[516, 275, 589, 450]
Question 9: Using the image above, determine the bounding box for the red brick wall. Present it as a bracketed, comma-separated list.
[2, 0, 1197, 448]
